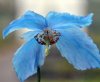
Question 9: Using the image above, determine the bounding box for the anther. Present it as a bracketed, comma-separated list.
[35, 29, 61, 45]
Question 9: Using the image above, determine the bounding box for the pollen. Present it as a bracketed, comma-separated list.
[34, 29, 61, 45]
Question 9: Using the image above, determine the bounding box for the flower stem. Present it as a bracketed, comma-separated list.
[37, 66, 41, 82]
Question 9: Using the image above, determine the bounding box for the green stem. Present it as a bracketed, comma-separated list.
[37, 66, 41, 82]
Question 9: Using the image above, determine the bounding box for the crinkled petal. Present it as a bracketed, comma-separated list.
[21, 30, 41, 42]
[53, 23, 79, 30]
[3, 10, 47, 38]
[13, 39, 45, 81]
[46, 11, 93, 29]
[56, 26, 100, 70]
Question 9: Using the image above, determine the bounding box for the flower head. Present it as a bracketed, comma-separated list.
[3, 11, 100, 82]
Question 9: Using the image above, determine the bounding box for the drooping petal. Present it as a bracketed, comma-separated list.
[3, 11, 47, 38]
[46, 11, 93, 29]
[56, 26, 100, 70]
[21, 30, 41, 42]
[52, 23, 79, 30]
[13, 39, 45, 81]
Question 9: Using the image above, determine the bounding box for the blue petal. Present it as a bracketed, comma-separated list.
[46, 11, 93, 29]
[21, 30, 41, 42]
[56, 26, 100, 70]
[13, 39, 45, 81]
[52, 23, 78, 30]
[3, 10, 47, 38]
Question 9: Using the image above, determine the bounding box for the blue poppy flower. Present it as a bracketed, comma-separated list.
[3, 11, 100, 82]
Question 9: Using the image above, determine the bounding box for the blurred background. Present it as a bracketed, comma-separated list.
[0, 0, 100, 82]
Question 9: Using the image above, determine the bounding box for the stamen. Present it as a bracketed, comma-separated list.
[35, 29, 61, 45]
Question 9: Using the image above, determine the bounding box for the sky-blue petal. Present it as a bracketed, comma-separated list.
[13, 39, 45, 81]
[56, 26, 100, 70]
[46, 11, 93, 29]
[3, 10, 47, 38]
[52, 23, 79, 30]
[21, 30, 41, 42]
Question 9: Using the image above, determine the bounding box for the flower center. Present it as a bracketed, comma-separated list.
[34, 29, 61, 45]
